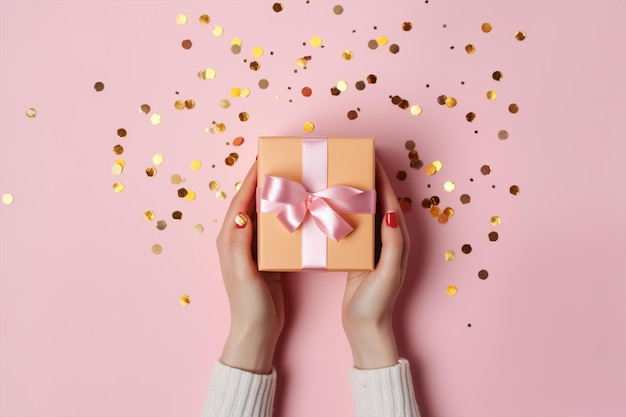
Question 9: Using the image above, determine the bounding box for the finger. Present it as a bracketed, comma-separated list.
[226, 161, 258, 218]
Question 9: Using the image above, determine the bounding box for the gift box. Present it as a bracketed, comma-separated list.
[257, 137, 375, 271]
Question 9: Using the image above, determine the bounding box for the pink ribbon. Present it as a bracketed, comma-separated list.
[260, 175, 374, 241]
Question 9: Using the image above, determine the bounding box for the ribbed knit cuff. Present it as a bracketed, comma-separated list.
[350, 358, 420, 417]
[201, 361, 276, 417]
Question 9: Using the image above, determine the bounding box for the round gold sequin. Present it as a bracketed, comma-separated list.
[377, 36, 389, 46]
[367, 74, 377, 84]
[113, 182, 125, 193]
[152, 244, 163, 255]
[172, 211, 183, 220]
[240, 88, 251, 98]
[443, 207, 455, 217]
[430, 196, 440, 206]
[498, 130, 509, 140]
[212, 25, 224, 36]
[347, 110, 358, 120]
[190, 160, 202, 170]
[180, 295, 191, 305]
[184, 99, 195, 110]
[225, 156, 236, 166]
[481, 22, 492, 33]
[139, 104, 151, 114]
[443, 181, 456, 192]
[354, 81, 365, 91]
[181, 39, 192, 49]
[492, 71, 503, 81]
[488, 231, 499, 241]
[145, 166, 157, 177]
[238, 112, 249, 122]
[432, 160, 443, 171]
[405, 140, 416, 150]
[421, 198, 432, 209]
[446, 285, 457, 296]
[510, 185, 520, 195]
[333, 5, 344, 14]
[296, 57, 307, 67]
[113, 144, 124, 155]
[437, 214, 449, 224]
[178, 189, 189, 198]
[303, 121, 315, 132]
[258, 79, 269, 89]
[444, 250, 456, 261]
[231, 38, 242, 46]
[94, 81, 104, 92]
[342, 50, 354, 60]
[437, 95, 447, 105]
[233, 137, 244, 146]
[176, 14, 187, 25]
[252, 46, 264, 57]
[216, 191, 227, 200]
[425, 164, 437, 176]
[144, 211, 155, 221]
[478, 270, 489, 280]
[273, 3, 283, 12]
[209, 180, 220, 191]
[25, 108, 37, 118]
[174, 100, 185, 110]
[410, 105, 422, 116]
[193, 224, 204, 235]
[402, 22, 412, 31]
[152, 154, 164, 165]
[249, 61, 260, 71]
[461, 244, 472, 254]
[337, 80, 348, 92]
[214, 123, 226, 133]
[460, 194, 471, 204]
[368, 39, 378, 49]
[487, 90, 497, 100]
[199, 14, 210, 24]
[429, 206, 441, 217]
[231, 44, 241, 54]
[311, 36, 322, 47]
[230, 87, 241, 98]
[2, 193, 15, 205]
[509, 103, 519, 113]
[465, 44, 476, 54]
[156, 220, 167, 230]
[170, 174, 182, 185]
[116, 159, 125, 168]
[301, 87, 313, 97]
[117, 128, 127, 138]
[235, 181, 242, 191]
[198, 68, 217, 80]
[389, 44, 400, 54]
[515, 30, 527, 41]
[111, 163, 123, 175]
[445, 97, 457, 108]
[184, 190, 196, 201]
[150, 114, 162, 125]
[220, 99, 231, 109]
[480, 165, 492, 175]
[490, 216, 501, 226]
[466, 112, 476, 122]
[396, 171, 407, 181]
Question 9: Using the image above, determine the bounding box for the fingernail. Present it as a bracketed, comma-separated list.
[235, 213, 248, 228]
[255, 155, 258, 160]
[385, 211, 398, 228]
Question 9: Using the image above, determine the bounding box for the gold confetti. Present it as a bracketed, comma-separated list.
[396, 171, 407, 181]
[117, 128, 127, 138]
[170, 174, 182, 185]
[249, 61, 261, 71]
[443, 181, 456, 192]
[425, 164, 437, 176]
[184, 99, 195, 109]
[515, 30, 527, 41]
[302, 87, 313, 97]
[296, 57, 307, 67]
[389, 44, 400, 54]
[272, 2, 283, 12]
[446, 285, 458, 296]
[465, 44, 476, 54]
[342, 50, 353, 60]
[368, 39, 378, 49]
[443, 207, 455, 217]
[421, 198, 432, 209]
[347, 110, 358, 120]
[181, 39, 192, 49]
[25, 108, 37, 118]
[490, 216, 502, 226]
[377, 36, 389, 46]
[190, 160, 202, 170]
[209, 180, 220, 191]
[461, 244, 472, 254]
[176, 14, 187, 25]
[408, 150, 419, 160]
[466, 112, 476, 122]
[2, 193, 14, 205]
[113, 182, 125, 193]
[177, 188, 188, 198]
[139, 104, 151, 114]
[150, 114, 162, 125]
[152, 244, 163, 255]
[445, 97, 457, 108]
[235, 181, 242, 191]
[431, 196, 440, 206]
[488, 231, 499, 241]
[481, 22, 492, 33]
[198, 68, 217, 79]
[180, 295, 191, 305]
[480, 164, 492, 175]
[355, 81, 366, 90]
[229, 87, 241, 98]
[225, 156, 236, 166]
[156, 220, 167, 230]
[444, 250, 456, 261]
[429, 206, 441, 217]
[212, 25, 224, 36]
[410, 105, 422, 116]
[498, 130, 509, 140]
[405, 140, 416, 150]
[337, 80, 348, 91]
[216, 191, 227, 200]
[410, 159, 423, 169]
[252, 46, 264, 57]
[233, 136, 245, 146]
[214, 123, 226, 133]
[172, 211, 183, 220]
[487, 90, 497, 100]
[478, 270, 489, 280]
[113, 144, 124, 155]
[509, 103, 519, 114]
[231, 37, 242, 46]
[116, 159, 125, 168]
[193, 224, 204, 235]
[333, 5, 344, 14]
[311, 36, 322, 47]
[510, 185, 520, 195]
[258, 79, 269, 89]
[240, 88, 251, 97]
[432, 160, 443, 171]
[437, 95, 447, 105]
[220, 99, 231, 108]
[111, 163, 123, 175]
[145, 166, 157, 177]
[153, 154, 164, 165]
[174, 100, 185, 110]
[94, 81, 104, 92]
[184, 190, 196, 201]
[303, 121, 315, 132]
[460, 194, 471, 204]
[144, 211, 155, 221]
[402, 21, 412, 31]
[438, 214, 449, 224]
[199, 14, 210, 24]
[238, 112, 249, 122]
[231, 44, 241, 54]
[493, 71, 503, 81]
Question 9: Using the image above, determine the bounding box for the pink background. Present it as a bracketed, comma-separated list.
[1, 1, 625, 416]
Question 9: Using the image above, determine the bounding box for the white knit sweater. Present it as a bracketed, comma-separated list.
[202, 359, 420, 417]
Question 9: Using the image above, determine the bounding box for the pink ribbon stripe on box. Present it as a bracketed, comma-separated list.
[258, 138, 375, 269]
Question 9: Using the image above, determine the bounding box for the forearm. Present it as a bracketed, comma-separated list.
[345, 322, 399, 369]
[221, 324, 278, 374]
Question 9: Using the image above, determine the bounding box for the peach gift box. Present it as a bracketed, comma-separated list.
[257, 137, 376, 271]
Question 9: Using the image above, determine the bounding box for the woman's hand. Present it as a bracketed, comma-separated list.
[342, 160, 410, 369]
[216, 161, 284, 374]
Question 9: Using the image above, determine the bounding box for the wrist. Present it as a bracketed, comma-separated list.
[344, 321, 399, 369]
[221, 324, 278, 374]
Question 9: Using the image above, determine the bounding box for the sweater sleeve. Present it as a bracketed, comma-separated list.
[201, 361, 276, 417]
[350, 358, 420, 417]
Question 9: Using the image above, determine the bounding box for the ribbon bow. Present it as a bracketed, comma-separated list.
[260, 175, 369, 241]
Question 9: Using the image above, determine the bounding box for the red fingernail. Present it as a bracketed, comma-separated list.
[235, 213, 248, 229]
[385, 211, 398, 228]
